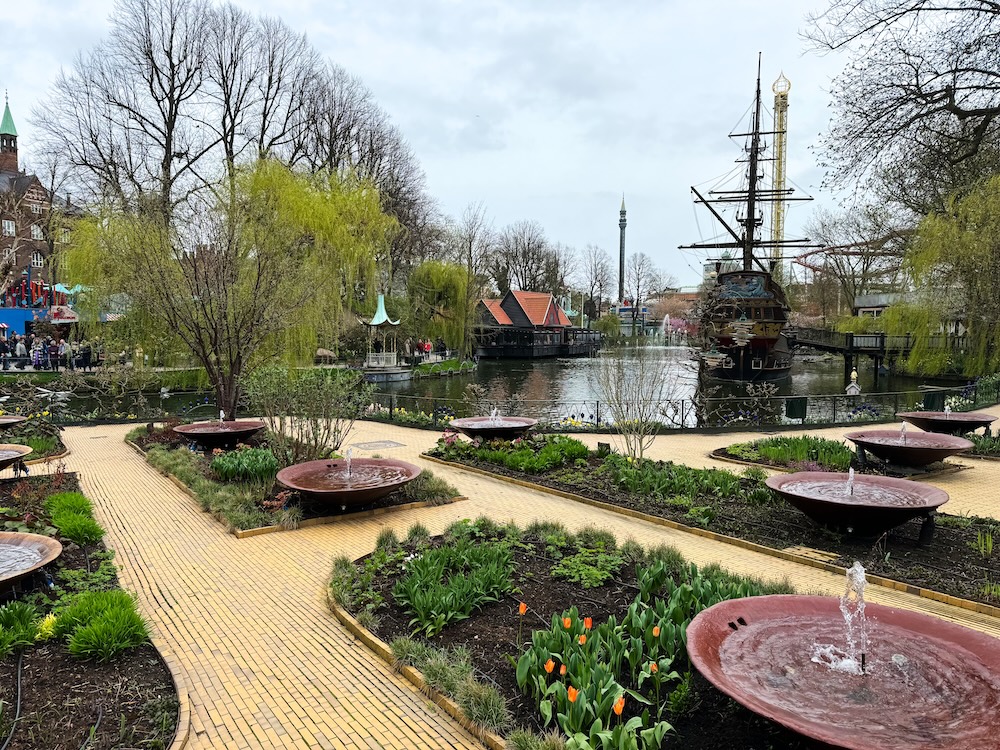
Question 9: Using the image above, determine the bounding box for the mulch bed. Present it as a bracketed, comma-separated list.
[0, 474, 178, 750]
[355, 537, 821, 749]
[431, 454, 1000, 608]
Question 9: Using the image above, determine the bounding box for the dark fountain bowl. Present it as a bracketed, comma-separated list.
[449, 416, 537, 441]
[276, 457, 422, 508]
[173, 420, 266, 450]
[687, 594, 1000, 750]
[897, 410, 997, 436]
[0, 444, 33, 472]
[0, 416, 28, 432]
[844, 429, 973, 467]
[0, 531, 63, 590]
[765, 471, 949, 537]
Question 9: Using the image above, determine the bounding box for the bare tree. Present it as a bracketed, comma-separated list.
[492, 220, 550, 293]
[623, 251, 657, 336]
[807, 1, 1000, 188]
[580, 244, 613, 325]
[444, 202, 494, 353]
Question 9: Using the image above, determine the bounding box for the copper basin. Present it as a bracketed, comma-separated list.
[0, 531, 63, 587]
[766, 471, 948, 537]
[450, 416, 537, 441]
[173, 420, 266, 450]
[844, 429, 973, 467]
[687, 595, 1000, 750]
[276, 457, 422, 507]
[0, 416, 27, 432]
[897, 410, 997, 436]
[0, 444, 33, 472]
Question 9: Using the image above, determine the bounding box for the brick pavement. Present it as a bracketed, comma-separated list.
[52, 416, 1000, 750]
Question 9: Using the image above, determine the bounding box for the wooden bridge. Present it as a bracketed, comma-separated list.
[787, 327, 967, 382]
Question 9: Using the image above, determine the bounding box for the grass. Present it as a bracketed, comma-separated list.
[727, 434, 853, 471]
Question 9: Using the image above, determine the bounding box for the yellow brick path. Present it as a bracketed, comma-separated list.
[53, 416, 1000, 750]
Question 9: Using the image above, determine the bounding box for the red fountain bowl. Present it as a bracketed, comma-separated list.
[0, 531, 63, 588]
[173, 420, 266, 450]
[687, 595, 1000, 750]
[0, 444, 33, 472]
[897, 410, 997, 436]
[765, 471, 948, 537]
[844, 429, 973, 467]
[276, 457, 422, 507]
[449, 416, 537, 441]
[0, 416, 27, 432]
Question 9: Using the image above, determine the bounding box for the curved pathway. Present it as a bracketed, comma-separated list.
[55, 416, 1000, 750]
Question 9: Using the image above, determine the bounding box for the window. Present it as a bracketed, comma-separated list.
[59, 228, 70, 244]
[30, 224, 43, 241]
[1, 220, 13, 237]
[30, 203, 42, 214]
[31, 252, 44, 268]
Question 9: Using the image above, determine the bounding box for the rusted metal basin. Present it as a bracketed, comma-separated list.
[687, 594, 1000, 750]
[0, 416, 27, 432]
[897, 410, 997, 436]
[173, 420, 266, 450]
[276, 457, 421, 507]
[0, 531, 63, 588]
[450, 416, 537, 441]
[844, 429, 973, 467]
[766, 471, 948, 537]
[0, 444, 33, 472]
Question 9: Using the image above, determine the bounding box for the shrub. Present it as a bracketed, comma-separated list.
[455, 677, 512, 734]
[67, 603, 149, 661]
[52, 511, 105, 547]
[44, 492, 93, 518]
[404, 523, 431, 546]
[53, 590, 138, 639]
[402, 471, 458, 504]
[0, 601, 38, 658]
[210, 447, 279, 483]
[376, 528, 400, 551]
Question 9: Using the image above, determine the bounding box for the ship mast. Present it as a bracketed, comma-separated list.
[742, 58, 763, 272]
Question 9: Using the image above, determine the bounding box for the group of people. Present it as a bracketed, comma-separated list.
[0, 333, 94, 372]
[401, 337, 447, 363]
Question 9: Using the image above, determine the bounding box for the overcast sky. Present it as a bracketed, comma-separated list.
[1, 0, 848, 288]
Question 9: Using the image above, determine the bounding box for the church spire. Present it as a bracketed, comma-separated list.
[0, 94, 18, 173]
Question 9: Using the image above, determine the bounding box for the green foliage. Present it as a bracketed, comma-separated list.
[53, 590, 139, 640]
[937, 512, 975, 529]
[407, 260, 469, 350]
[375, 528, 400, 552]
[52, 511, 106, 547]
[393, 537, 515, 637]
[210, 447, 279, 483]
[67, 602, 149, 662]
[594, 315, 621, 338]
[966, 432, 1000, 456]
[728, 435, 853, 471]
[455, 677, 513, 735]
[436, 434, 590, 474]
[605, 454, 747, 514]
[401, 470, 459, 504]
[0, 602, 39, 658]
[44, 492, 93, 517]
[145, 445, 271, 531]
[404, 523, 431, 546]
[242, 365, 375, 461]
[551, 548, 625, 589]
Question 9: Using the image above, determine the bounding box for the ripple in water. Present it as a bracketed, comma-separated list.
[855, 435, 958, 449]
[290, 465, 412, 492]
[718, 615, 1000, 748]
[780, 480, 931, 508]
[0, 544, 42, 577]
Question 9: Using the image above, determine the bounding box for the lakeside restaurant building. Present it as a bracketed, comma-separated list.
[475, 290, 600, 359]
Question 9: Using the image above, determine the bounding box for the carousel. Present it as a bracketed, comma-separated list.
[362, 294, 412, 383]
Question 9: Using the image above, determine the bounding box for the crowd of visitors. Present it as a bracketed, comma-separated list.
[0, 332, 95, 372]
[400, 337, 448, 364]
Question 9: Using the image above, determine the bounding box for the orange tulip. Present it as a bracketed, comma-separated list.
[652, 625, 660, 637]
[613, 695, 625, 716]
[578, 634, 587, 645]
[518, 602, 527, 616]
[559, 664, 567, 676]
[563, 616, 572, 629]
[584, 617, 593, 630]
[544, 658, 555, 674]
[567, 686, 579, 703]
[649, 661, 658, 674]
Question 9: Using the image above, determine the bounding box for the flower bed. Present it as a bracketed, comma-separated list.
[130, 424, 460, 533]
[330, 518, 807, 750]
[427, 434, 1000, 608]
[0, 472, 178, 749]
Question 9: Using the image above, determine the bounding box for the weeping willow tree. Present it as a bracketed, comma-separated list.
[885, 174, 1000, 376]
[406, 260, 469, 351]
[64, 160, 396, 418]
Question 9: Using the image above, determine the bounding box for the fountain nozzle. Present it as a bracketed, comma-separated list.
[847, 467, 855, 496]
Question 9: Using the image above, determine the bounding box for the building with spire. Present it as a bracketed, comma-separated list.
[0, 96, 82, 331]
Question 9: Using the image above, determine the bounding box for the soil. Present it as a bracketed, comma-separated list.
[354, 536, 821, 749]
[0, 474, 179, 750]
[431, 453, 1000, 608]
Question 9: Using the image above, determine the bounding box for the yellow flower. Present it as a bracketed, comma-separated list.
[42, 411, 50, 417]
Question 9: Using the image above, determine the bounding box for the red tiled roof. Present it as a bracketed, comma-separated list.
[510, 290, 569, 327]
[481, 298, 512, 326]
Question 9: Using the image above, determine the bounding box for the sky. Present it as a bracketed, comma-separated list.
[0, 0, 849, 288]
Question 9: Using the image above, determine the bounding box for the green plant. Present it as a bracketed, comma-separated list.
[52, 511, 105, 547]
[376, 528, 400, 551]
[44, 492, 93, 517]
[731, 435, 853, 471]
[551, 548, 625, 589]
[971, 528, 995, 559]
[937, 512, 975, 529]
[389, 636, 433, 668]
[0, 601, 39, 658]
[455, 676, 513, 734]
[404, 523, 431, 546]
[402, 471, 459, 504]
[210, 447, 279, 483]
[67, 602, 149, 661]
[53, 590, 139, 639]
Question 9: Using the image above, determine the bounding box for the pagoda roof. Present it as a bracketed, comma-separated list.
[365, 293, 399, 327]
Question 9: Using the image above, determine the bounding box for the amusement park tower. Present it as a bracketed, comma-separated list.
[618, 195, 626, 302]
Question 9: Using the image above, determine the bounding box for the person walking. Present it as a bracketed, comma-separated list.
[14, 336, 27, 369]
[0, 336, 8, 371]
[48, 338, 60, 372]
